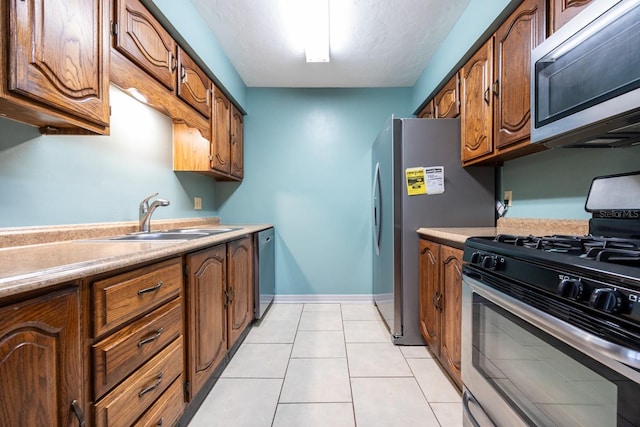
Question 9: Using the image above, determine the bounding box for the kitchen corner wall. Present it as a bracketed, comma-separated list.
[0, 86, 217, 227]
[499, 145, 640, 220]
[215, 88, 412, 297]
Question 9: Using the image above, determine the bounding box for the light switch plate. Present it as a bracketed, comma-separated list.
[194, 197, 202, 210]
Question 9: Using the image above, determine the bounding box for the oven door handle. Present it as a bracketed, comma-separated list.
[463, 273, 640, 381]
[463, 390, 495, 427]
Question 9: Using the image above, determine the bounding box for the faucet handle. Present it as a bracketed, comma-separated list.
[140, 192, 159, 213]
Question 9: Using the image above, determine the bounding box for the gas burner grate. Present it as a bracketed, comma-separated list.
[494, 234, 640, 267]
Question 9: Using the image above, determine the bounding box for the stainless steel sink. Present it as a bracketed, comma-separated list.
[167, 227, 240, 235]
[104, 227, 240, 241]
[108, 232, 209, 241]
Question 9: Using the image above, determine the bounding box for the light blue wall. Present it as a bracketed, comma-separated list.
[215, 88, 412, 295]
[0, 86, 217, 227]
[148, 0, 247, 109]
[500, 146, 640, 219]
[411, 0, 519, 112]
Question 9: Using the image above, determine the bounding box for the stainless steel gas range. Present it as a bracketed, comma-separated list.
[461, 172, 640, 427]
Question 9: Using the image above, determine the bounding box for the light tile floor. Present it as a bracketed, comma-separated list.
[188, 303, 462, 427]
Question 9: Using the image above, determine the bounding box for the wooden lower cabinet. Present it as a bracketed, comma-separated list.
[0, 286, 84, 426]
[439, 245, 463, 387]
[419, 240, 441, 358]
[94, 337, 184, 427]
[227, 237, 254, 349]
[89, 257, 186, 426]
[418, 239, 463, 389]
[185, 244, 228, 400]
[185, 237, 255, 400]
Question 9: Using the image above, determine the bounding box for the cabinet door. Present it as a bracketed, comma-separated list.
[551, 0, 593, 34]
[418, 240, 441, 358]
[434, 74, 460, 118]
[211, 86, 231, 174]
[461, 38, 493, 163]
[186, 245, 227, 400]
[230, 105, 244, 179]
[114, 0, 177, 91]
[7, 0, 109, 127]
[227, 237, 254, 349]
[418, 100, 435, 118]
[177, 47, 211, 119]
[494, 0, 545, 149]
[440, 245, 463, 390]
[0, 288, 83, 426]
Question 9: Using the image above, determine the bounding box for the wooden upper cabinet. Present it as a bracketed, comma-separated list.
[114, 0, 177, 91]
[227, 237, 253, 349]
[434, 74, 460, 118]
[230, 105, 244, 179]
[493, 0, 545, 149]
[440, 245, 463, 389]
[418, 100, 435, 118]
[0, 287, 83, 426]
[550, 0, 593, 34]
[1, 0, 109, 134]
[177, 47, 211, 119]
[419, 239, 441, 358]
[460, 38, 494, 163]
[212, 86, 232, 175]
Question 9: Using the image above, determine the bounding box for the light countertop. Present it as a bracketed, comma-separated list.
[417, 218, 590, 249]
[0, 221, 272, 300]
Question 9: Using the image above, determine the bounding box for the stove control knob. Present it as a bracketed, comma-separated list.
[481, 255, 501, 271]
[589, 288, 625, 314]
[556, 279, 584, 301]
[470, 252, 482, 265]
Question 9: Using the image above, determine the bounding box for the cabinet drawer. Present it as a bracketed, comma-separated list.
[94, 336, 184, 427]
[92, 258, 182, 336]
[93, 298, 183, 398]
[133, 375, 185, 427]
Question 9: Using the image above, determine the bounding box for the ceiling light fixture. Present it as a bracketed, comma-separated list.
[305, 0, 330, 62]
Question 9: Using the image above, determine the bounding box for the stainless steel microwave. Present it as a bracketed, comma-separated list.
[531, 0, 640, 148]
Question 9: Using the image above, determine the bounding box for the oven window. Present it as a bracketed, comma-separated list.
[472, 294, 639, 427]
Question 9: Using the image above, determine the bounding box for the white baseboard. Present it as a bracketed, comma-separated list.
[273, 294, 374, 304]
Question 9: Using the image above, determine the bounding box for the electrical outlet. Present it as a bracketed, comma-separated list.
[194, 197, 202, 210]
[504, 190, 513, 207]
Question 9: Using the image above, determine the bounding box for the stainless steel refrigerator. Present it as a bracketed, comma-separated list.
[372, 116, 495, 345]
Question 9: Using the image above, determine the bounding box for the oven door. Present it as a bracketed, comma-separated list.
[462, 269, 640, 427]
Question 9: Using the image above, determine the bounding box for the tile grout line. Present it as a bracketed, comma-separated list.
[270, 305, 303, 427]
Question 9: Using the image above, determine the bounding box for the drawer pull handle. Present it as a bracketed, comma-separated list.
[138, 281, 163, 295]
[138, 328, 164, 347]
[70, 400, 85, 427]
[139, 372, 164, 398]
[157, 417, 164, 426]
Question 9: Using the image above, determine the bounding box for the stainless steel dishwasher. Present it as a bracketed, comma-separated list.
[254, 227, 275, 319]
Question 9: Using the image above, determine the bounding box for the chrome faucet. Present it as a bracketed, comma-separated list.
[139, 192, 170, 232]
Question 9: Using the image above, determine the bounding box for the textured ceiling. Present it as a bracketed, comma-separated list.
[189, 0, 470, 87]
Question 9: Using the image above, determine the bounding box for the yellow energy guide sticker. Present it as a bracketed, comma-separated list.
[406, 167, 426, 196]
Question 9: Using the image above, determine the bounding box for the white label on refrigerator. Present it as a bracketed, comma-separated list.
[425, 166, 445, 194]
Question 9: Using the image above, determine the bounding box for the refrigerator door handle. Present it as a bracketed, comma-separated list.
[372, 162, 381, 255]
